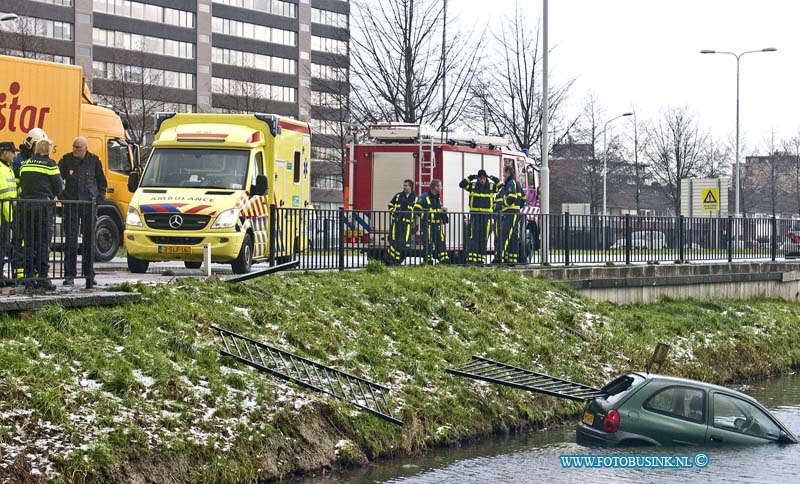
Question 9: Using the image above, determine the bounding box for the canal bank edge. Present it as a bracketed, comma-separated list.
[1, 265, 799, 482]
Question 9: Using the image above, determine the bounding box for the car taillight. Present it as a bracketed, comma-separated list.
[603, 410, 620, 433]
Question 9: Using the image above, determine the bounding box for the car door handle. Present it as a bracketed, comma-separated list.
[709, 435, 723, 442]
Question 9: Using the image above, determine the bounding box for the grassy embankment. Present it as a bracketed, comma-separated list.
[2, 264, 800, 482]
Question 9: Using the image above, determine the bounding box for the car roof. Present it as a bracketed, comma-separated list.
[630, 372, 757, 401]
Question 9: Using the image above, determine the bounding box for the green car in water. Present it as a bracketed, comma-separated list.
[576, 373, 798, 446]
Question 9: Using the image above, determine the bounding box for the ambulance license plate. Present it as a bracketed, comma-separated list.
[582, 412, 594, 426]
[159, 246, 191, 254]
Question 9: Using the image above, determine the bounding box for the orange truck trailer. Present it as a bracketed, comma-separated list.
[0, 54, 137, 261]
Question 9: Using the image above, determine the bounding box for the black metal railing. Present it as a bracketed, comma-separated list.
[0, 199, 97, 289]
[259, 208, 800, 271]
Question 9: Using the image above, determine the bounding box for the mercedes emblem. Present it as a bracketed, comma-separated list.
[168, 214, 184, 229]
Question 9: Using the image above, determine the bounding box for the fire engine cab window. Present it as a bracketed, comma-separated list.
[527, 166, 536, 188]
[293, 151, 301, 183]
[107, 139, 132, 174]
[140, 148, 249, 189]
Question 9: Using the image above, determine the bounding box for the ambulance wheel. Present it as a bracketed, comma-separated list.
[232, 234, 253, 274]
[184, 261, 202, 269]
[94, 215, 120, 263]
[127, 255, 149, 273]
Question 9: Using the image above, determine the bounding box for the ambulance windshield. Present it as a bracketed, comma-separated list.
[141, 148, 250, 190]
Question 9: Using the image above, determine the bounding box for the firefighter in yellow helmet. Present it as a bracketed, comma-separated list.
[0, 141, 18, 285]
[415, 179, 449, 264]
[495, 165, 524, 264]
[386, 179, 417, 265]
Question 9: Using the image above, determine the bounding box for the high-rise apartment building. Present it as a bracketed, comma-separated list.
[0, 0, 348, 208]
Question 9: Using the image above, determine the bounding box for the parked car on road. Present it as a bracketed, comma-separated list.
[576, 373, 798, 446]
[785, 231, 800, 258]
[609, 231, 667, 250]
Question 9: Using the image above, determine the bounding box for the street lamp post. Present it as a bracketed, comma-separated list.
[602, 112, 633, 218]
[700, 47, 777, 217]
[601, 112, 632, 250]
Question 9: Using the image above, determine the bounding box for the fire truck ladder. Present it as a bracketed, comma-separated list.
[417, 135, 435, 190]
[211, 325, 403, 425]
[446, 356, 607, 402]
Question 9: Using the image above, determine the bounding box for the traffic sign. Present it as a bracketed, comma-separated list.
[701, 188, 719, 212]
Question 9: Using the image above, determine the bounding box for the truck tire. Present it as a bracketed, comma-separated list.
[127, 255, 149, 273]
[231, 233, 253, 274]
[184, 261, 202, 269]
[94, 215, 121, 263]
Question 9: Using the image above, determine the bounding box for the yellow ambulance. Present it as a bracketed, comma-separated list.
[124, 113, 311, 274]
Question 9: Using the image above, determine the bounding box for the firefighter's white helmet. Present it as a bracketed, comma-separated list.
[22, 128, 49, 150]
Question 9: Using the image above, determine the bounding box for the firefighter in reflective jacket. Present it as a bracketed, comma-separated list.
[387, 179, 418, 265]
[0, 142, 18, 285]
[415, 179, 449, 264]
[460, 169, 500, 264]
[496, 165, 524, 264]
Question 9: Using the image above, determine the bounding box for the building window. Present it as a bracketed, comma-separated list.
[310, 118, 339, 135]
[96, 95, 195, 114]
[311, 35, 347, 55]
[93, 0, 195, 28]
[311, 63, 347, 82]
[212, 47, 296, 75]
[311, 146, 342, 161]
[32, 0, 73, 5]
[310, 90, 341, 107]
[93, 62, 195, 90]
[212, 0, 297, 19]
[2, 50, 72, 64]
[211, 17, 297, 47]
[311, 8, 348, 28]
[0, 17, 72, 41]
[211, 77, 296, 103]
[93, 28, 195, 59]
[312, 176, 343, 190]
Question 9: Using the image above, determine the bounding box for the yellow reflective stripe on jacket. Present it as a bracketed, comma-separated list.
[20, 164, 61, 175]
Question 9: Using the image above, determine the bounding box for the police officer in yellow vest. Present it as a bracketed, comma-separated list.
[0, 142, 18, 285]
[459, 169, 501, 264]
[496, 165, 524, 264]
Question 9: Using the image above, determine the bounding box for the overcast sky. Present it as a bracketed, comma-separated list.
[459, 0, 797, 152]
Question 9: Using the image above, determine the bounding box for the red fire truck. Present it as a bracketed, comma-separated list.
[344, 123, 540, 263]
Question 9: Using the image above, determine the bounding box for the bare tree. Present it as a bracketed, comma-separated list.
[350, 0, 481, 128]
[702, 136, 733, 179]
[643, 106, 710, 215]
[0, 13, 46, 58]
[619, 110, 649, 214]
[477, 4, 575, 154]
[94, 43, 169, 153]
[308, 45, 351, 198]
[784, 134, 800, 217]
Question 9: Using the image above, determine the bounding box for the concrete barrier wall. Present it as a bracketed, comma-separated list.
[515, 262, 800, 304]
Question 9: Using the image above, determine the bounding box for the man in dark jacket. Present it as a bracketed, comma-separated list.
[459, 169, 500, 264]
[387, 179, 418, 265]
[58, 136, 107, 286]
[415, 179, 449, 264]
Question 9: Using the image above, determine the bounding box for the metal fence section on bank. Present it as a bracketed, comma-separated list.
[0, 199, 96, 287]
[267, 208, 800, 271]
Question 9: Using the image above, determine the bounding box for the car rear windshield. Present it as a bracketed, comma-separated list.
[600, 374, 646, 405]
[141, 148, 250, 189]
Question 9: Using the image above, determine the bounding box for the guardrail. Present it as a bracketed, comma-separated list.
[0, 199, 97, 288]
[268, 208, 798, 271]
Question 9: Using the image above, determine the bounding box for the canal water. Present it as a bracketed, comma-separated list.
[297, 373, 800, 483]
